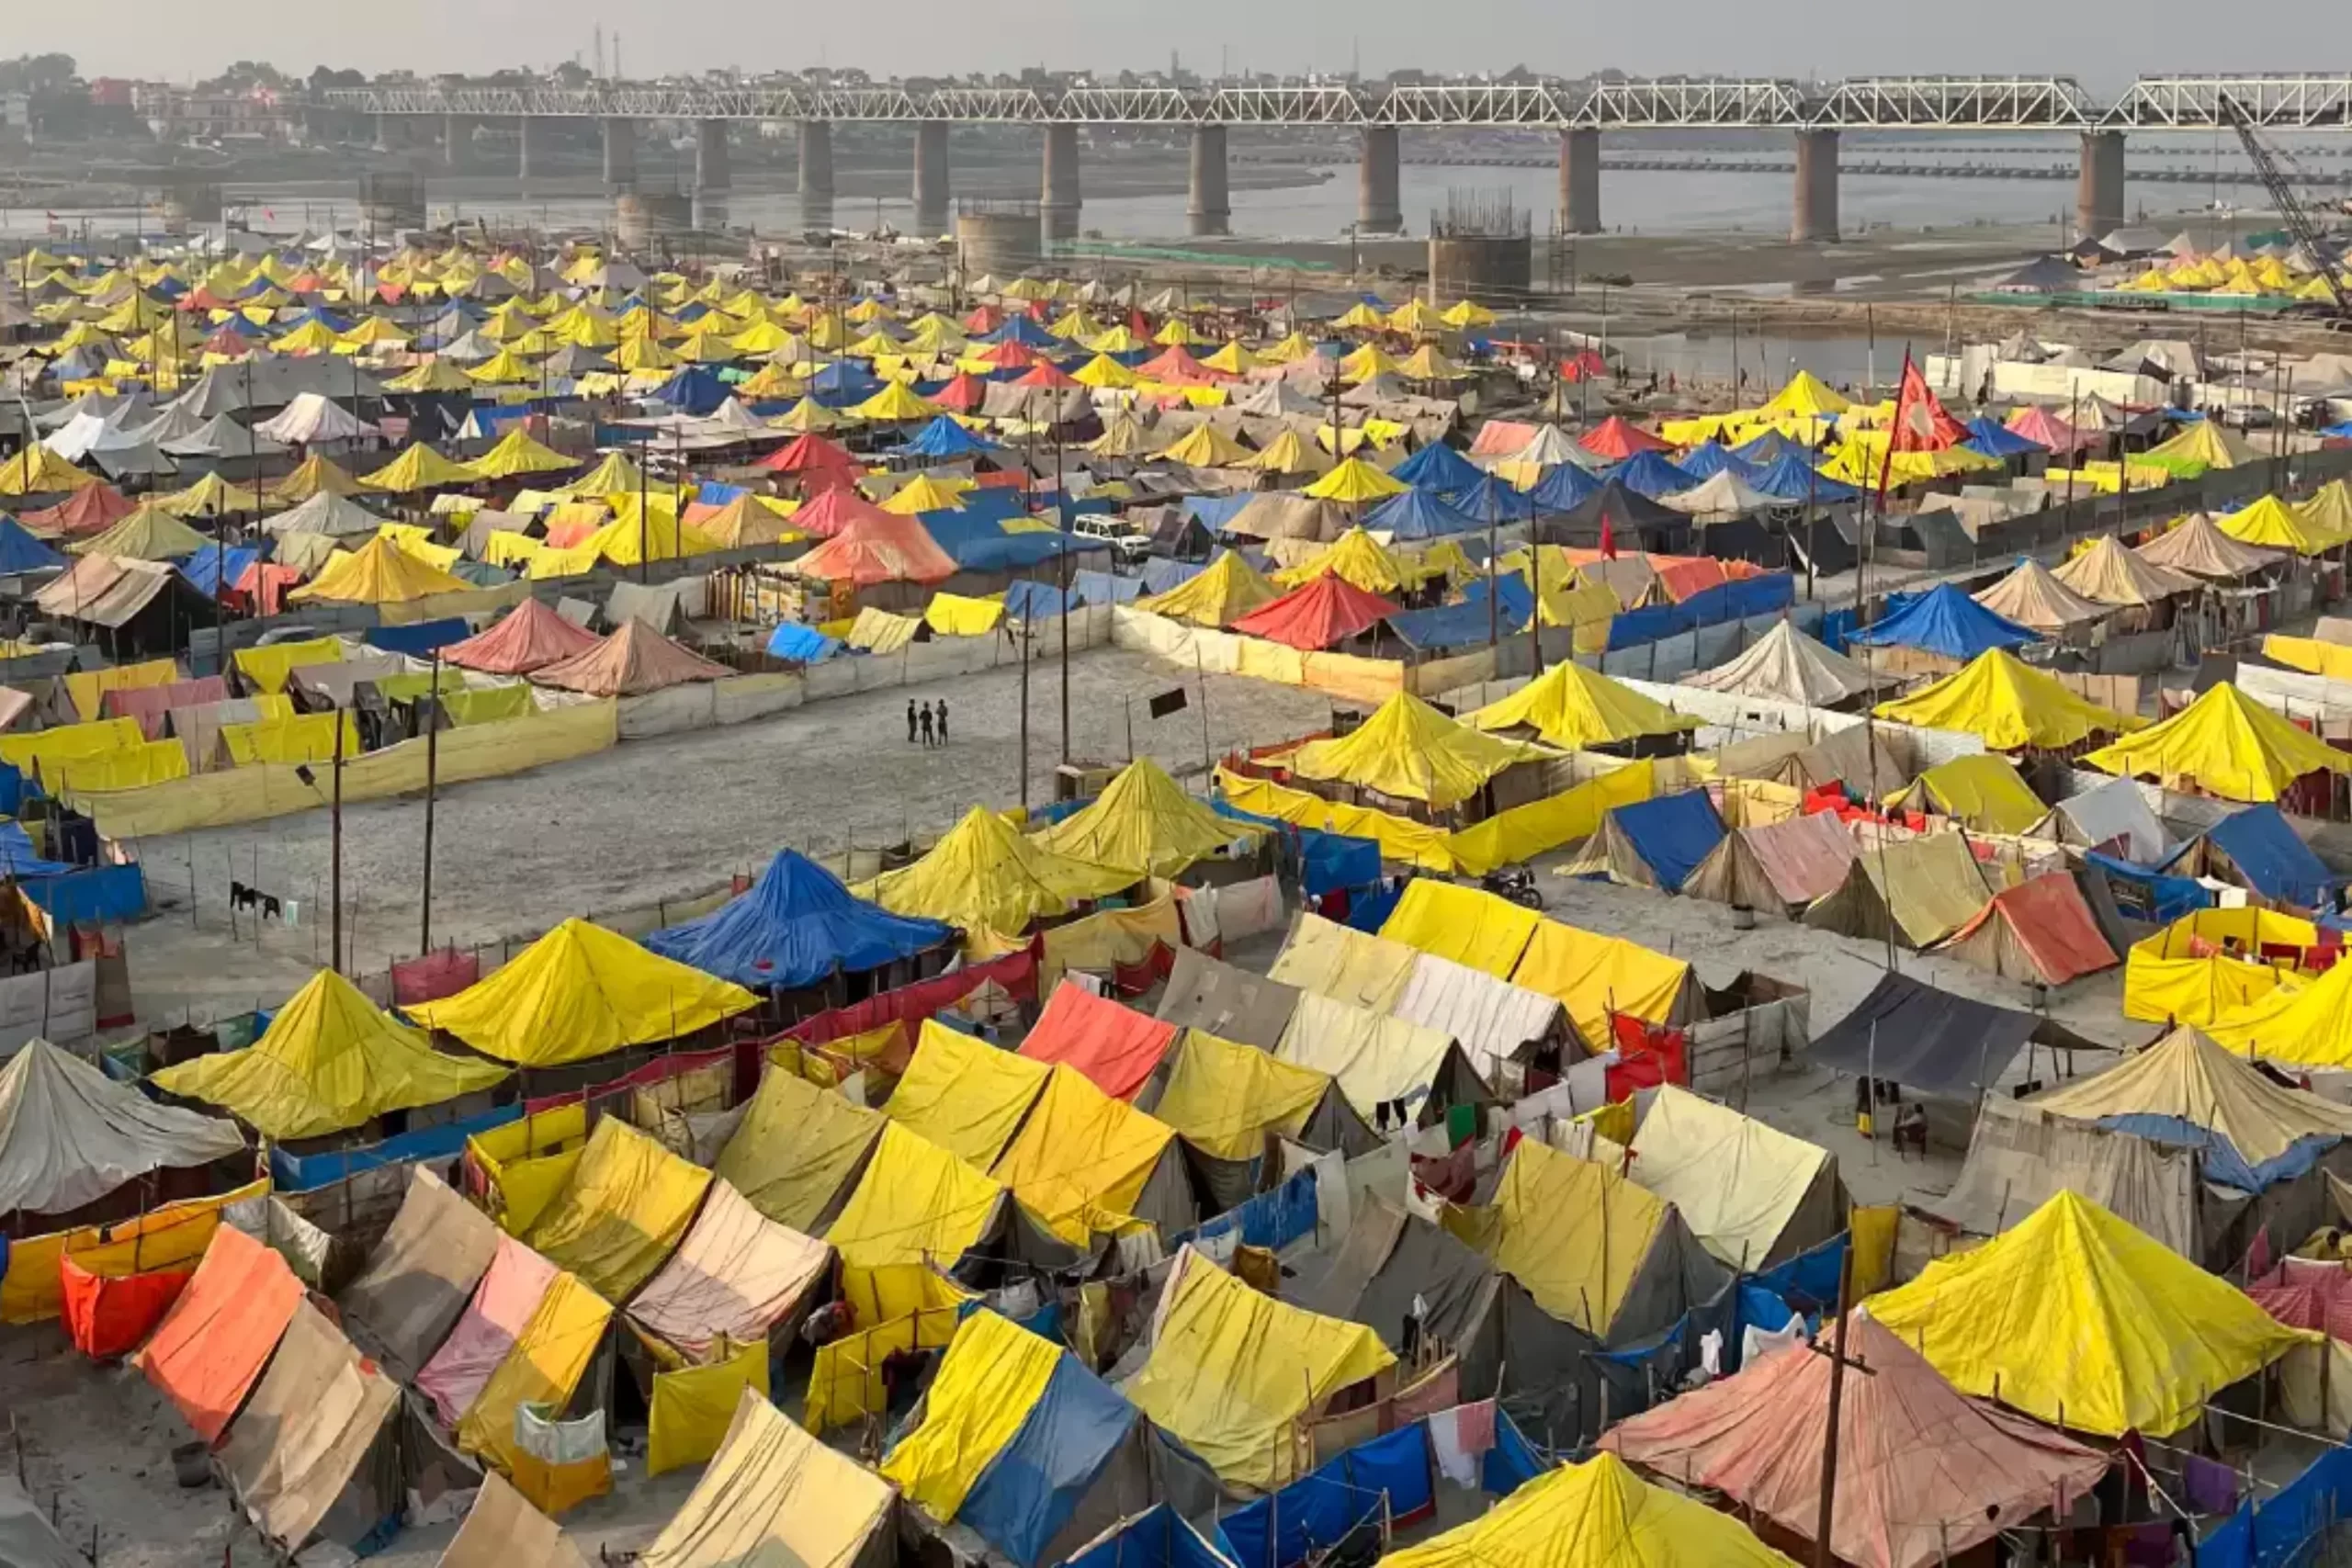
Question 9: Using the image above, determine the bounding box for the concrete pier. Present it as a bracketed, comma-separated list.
[602, 118, 637, 190]
[694, 120, 731, 231]
[517, 118, 544, 182]
[1187, 125, 1231, 237]
[1358, 125, 1403, 233]
[1042, 123, 1082, 243]
[442, 113, 470, 171]
[1558, 128, 1601, 236]
[912, 121, 950, 234]
[799, 119, 834, 230]
[1792, 130, 1839, 243]
[2077, 130, 2126, 241]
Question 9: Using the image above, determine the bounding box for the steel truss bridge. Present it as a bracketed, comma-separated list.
[324, 74, 2352, 131]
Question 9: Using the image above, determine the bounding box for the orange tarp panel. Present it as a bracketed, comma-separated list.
[61, 1258, 194, 1359]
[137, 1224, 304, 1442]
[1015, 980, 1179, 1101]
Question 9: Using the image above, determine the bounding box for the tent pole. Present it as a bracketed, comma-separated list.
[421, 649, 441, 952]
[1810, 1245, 1856, 1568]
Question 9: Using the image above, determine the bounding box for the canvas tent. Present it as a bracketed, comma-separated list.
[626, 1179, 831, 1360]
[1801, 830, 1993, 949]
[215, 1299, 401, 1553]
[856, 806, 1135, 939]
[888, 1021, 1053, 1165]
[1683, 811, 1857, 917]
[1679, 619, 1881, 707]
[1018, 981, 1181, 1101]
[639, 1390, 896, 1568]
[139, 1224, 307, 1443]
[1274, 989, 1463, 1121]
[518, 1116, 713, 1303]
[1511, 918, 1698, 1052]
[824, 1122, 1010, 1322]
[1032, 757, 1267, 879]
[645, 849, 951, 991]
[714, 1068, 885, 1233]
[0, 1038, 243, 1219]
[2085, 682, 2352, 803]
[435, 1473, 590, 1568]
[1587, 790, 1725, 893]
[1626, 1087, 1842, 1269]
[1141, 1028, 1375, 1209]
[1874, 649, 2138, 751]
[1290, 692, 1536, 811]
[1810, 970, 2081, 1099]
[338, 1166, 504, 1380]
[1153, 946, 1303, 1049]
[1467, 661, 1699, 752]
[1293, 1195, 1503, 1398]
[1380, 1452, 1790, 1568]
[989, 1065, 1193, 1246]
[2039, 775, 2170, 863]
[1937, 872, 2120, 986]
[2180, 804, 2337, 910]
[443, 599, 604, 675]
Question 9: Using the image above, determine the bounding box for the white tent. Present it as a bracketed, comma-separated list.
[254, 393, 377, 446]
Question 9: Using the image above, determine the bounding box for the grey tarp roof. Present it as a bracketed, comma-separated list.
[1153, 946, 1303, 1050]
[1926, 1095, 2201, 1261]
[1808, 970, 2100, 1097]
[337, 1165, 503, 1382]
[1294, 1195, 1503, 1395]
[0, 1038, 244, 1216]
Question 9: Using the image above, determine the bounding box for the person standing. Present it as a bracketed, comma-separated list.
[918, 701, 934, 747]
[935, 696, 949, 746]
[906, 698, 918, 745]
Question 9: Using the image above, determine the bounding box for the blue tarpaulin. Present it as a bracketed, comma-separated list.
[763, 623, 842, 662]
[1847, 582, 2036, 658]
[2085, 851, 2212, 927]
[655, 367, 729, 415]
[2201, 1440, 2352, 1567]
[1449, 475, 1536, 523]
[1524, 461, 1603, 513]
[19, 862, 147, 929]
[1215, 797, 1381, 897]
[1391, 442, 1484, 493]
[1141, 558, 1205, 594]
[2087, 1113, 2335, 1193]
[1003, 579, 1070, 619]
[0, 823, 75, 877]
[1388, 600, 1506, 653]
[1216, 1425, 1433, 1568]
[1606, 450, 1700, 498]
[1184, 493, 1255, 532]
[1608, 790, 1724, 893]
[365, 617, 470, 657]
[1363, 487, 1479, 540]
[1747, 451, 1861, 503]
[0, 519, 66, 575]
[1750, 1231, 1847, 1313]
[1481, 1410, 1549, 1496]
[1342, 882, 1402, 932]
[1067, 1507, 1232, 1568]
[2199, 805, 2338, 910]
[178, 544, 259, 596]
[1604, 573, 1796, 650]
[1962, 417, 2049, 458]
[645, 849, 951, 990]
[957, 1353, 1140, 1568]
[1675, 446, 1764, 484]
[897, 415, 1003, 459]
[1070, 569, 1144, 606]
[269, 1103, 523, 1190]
[1170, 1166, 1319, 1255]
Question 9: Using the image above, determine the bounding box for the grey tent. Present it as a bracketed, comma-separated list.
[1153, 946, 1302, 1049]
[336, 1165, 503, 1381]
[0, 1038, 245, 1224]
[1292, 1195, 1503, 1396]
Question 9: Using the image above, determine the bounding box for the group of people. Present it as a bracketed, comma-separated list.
[907, 697, 950, 747]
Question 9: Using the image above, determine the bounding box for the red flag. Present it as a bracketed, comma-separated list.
[1598, 513, 1617, 560]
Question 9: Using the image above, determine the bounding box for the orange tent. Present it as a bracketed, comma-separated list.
[444, 598, 605, 675]
[137, 1225, 305, 1442]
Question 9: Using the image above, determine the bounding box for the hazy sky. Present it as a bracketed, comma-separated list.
[23, 4, 2335, 94]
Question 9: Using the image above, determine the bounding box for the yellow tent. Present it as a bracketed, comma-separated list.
[360, 443, 479, 492]
[1272, 527, 1423, 594]
[880, 473, 967, 515]
[989, 1065, 1177, 1244]
[1070, 353, 1138, 390]
[527, 513, 722, 578]
[2216, 493, 2344, 556]
[1032, 756, 1266, 878]
[1397, 344, 1466, 380]
[2147, 419, 2256, 471]
[471, 429, 578, 479]
[881, 1310, 1062, 1522]
[1513, 919, 1690, 1049]
[886, 1021, 1051, 1166]
[1085, 324, 1144, 355]
[2083, 682, 2352, 803]
[150, 968, 506, 1140]
[466, 348, 537, 386]
[271, 319, 345, 355]
[382, 358, 478, 394]
[519, 1117, 713, 1302]
[1125, 1249, 1395, 1489]
[1201, 340, 1262, 376]
[1151, 1029, 1343, 1160]
[613, 335, 681, 372]
[67, 504, 209, 561]
[153, 471, 266, 519]
[2301, 479, 2352, 539]
[824, 1122, 1005, 1320]
[1892, 753, 2058, 835]
[1136, 550, 1281, 626]
[0, 446, 98, 496]
[1868, 1190, 2311, 1436]
[1758, 369, 1851, 421]
[1467, 660, 1700, 750]
[1386, 299, 1444, 334]
[269, 454, 360, 502]
[452, 1271, 614, 1478]
[1301, 457, 1408, 504]
[1244, 429, 1331, 477]
[2034, 1023, 2352, 1158]
[849, 382, 942, 423]
[1381, 877, 1542, 977]
[640, 1389, 895, 1568]
[1385, 1452, 1794, 1568]
[855, 807, 1135, 939]
[1291, 692, 1541, 811]
[1153, 423, 1252, 467]
[1874, 649, 2140, 750]
[1454, 1137, 1677, 1334]
[407, 917, 758, 1067]
[713, 1068, 883, 1232]
[289, 536, 474, 604]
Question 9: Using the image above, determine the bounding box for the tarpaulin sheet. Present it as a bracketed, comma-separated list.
[1018, 980, 1180, 1101]
[990, 1066, 1179, 1245]
[1216, 1423, 1431, 1568]
[1035, 757, 1265, 881]
[639, 1388, 896, 1568]
[1068, 1506, 1233, 1568]
[1268, 911, 1418, 1012]
[2085, 682, 2352, 805]
[883, 1310, 1064, 1522]
[1216, 770, 1454, 874]
[1153, 947, 1305, 1051]
[1390, 953, 1562, 1083]
[1803, 829, 1993, 952]
[714, 1070, 884, 1234]
[271, 1103, 517, 1192]
[1512, 919, 1690, 1051]
[1607, 790, 1724, 893]
[804, 1303, 963, 1433]
[855, 806, 1136, 940]
[645, 850, 949, 991]
[957, 1350, 1141, 1568]
[1470, 1138, 1668, 1335]
[139, 1223, 305, 1443]
[62, 659, 179, 724]
[1170, 1166, 1322, 1256]
[1939, 873, 2119, 987]
[408, 918, 757, 1068]
[1875, 649, 2133, 751]
[1871, 1190, 2311, 1437]
[0, 1177, 266, 1325]
[627, 1179, 830, 1360]
[2121, 907, 2312, 1027]
[888, 1022, 1053, 1166]
[2203, 804, 2337, 908]
[417, 1235, 562, 1427]
[825, 1122, 1004, 1323]
[1467, 662, 1698, 751]
[1627, 1086, 1834, 1271]
[1126, 1250, 1395, 1490]
[1290, 693, 1533, 813]
[1384, 1451, 1791, 1568]
[339, 1165, 504, 1381]
[1896, 755, 2047, 836]
[18, 861, 147, 931]
[438, 1472, 591, 1568]
[648, 1343, 770, 1476]
[1276, 990, 1453, 1118]
[1039, 883, 1184, 995]
[1808, 970, 2040, 1095]
[1379, 879, 1540, 978]
[520, 1117, 712, 1304]
[1448, 761, 1656, 879]
[785, 942, 1039, 1050]
[455, 1270, 614, 1475]
[61, 1256, 191, 1359]
[0, 1038, 243, 1217]
[216, 1299, 399, 1550]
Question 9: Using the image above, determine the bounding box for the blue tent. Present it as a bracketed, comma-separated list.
[1962, 417, 2049, 459]
[366, 617, 470, 658]
[984, 315, 1061, 347]
[1449, 473, 1537, 523]
[1141, 557, 1205, 594]
[1524, 460, 1603, 513]
[2084, 851, 2211, 928]
[1066, 1508, 1233, 1568]
[0, 822, 75, 877]
[1747, 451, 1860, 503]
[178, 544, 260, 598]
[1390, 441, 1484, 493]
[808, 361, 882, 402]
[1675, 445, 1764, 484]
[643, 849, 949, 989]
[1731, 429, 1815, 465]
[1070, 569, 1144, 606]
[1461, 572, 1537, 631]
[1004, 579, 1070, 618]
[1363, 487, 1479, 540]
[0, 518, 67, 575]
[1607, 790, 1724, 893]
[1388, 599, 1507, 652]
[763, 622, 842, 662]
[2196, 804, 2339, 909]
[1847, 582, 2037, 658]
[897, 414, 1003, 460]
[1607, 449, 1701, 498]
[655, 365, 729, 416]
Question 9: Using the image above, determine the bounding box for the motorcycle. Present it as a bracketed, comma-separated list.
[1480, 865, 1543, 910]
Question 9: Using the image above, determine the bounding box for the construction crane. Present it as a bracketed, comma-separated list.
[2217, 90, 2352, 321]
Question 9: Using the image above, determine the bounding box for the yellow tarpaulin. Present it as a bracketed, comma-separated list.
[1136, 552, 1281, 627]
[1290, 693, 1540, 812]
[1035, 757, 1266, 879]
[886, 1022, 1052, 1167]
[43, 738, 187, 795]
[232, 637, 344, 695]
[1467, 661, 1700, 751]
[2208, 956, 2352, 1067]
[2085, 683, 2352, 803]
[1150, 1030, 1336, 1160]
[639, 1390, 896, 1568]
[2121, 908, 2312, 1026]
[1512, 919, 1690, 1050]
[1379, 878, 1541, 978]
[2031, 1024, 2352, 1163]
[0, 1177, 268, 1325]
[1874, 649, 2140, 751]
[1268, 909, 1419, 1011]
[1384, 1452, 1795, 1568]
[1868, 1190, 2312, 1436]
[454, 1271, 614, 1475]
[1893, 754, 2050, 835]
[62, 658, 177, 723]
[1625, 1085, 1833, 1269]
[804, 1302, 963, 1432]
[922, 592, 1005, 637]
[0, 716, 142, 778]
[152, 967, 508, 1141]
[989, 1066, 1175, 1244]
[880, 1310, 1062, 1520]
[1125, 1249, 1395, 1490]
[290, 536, 476, 604]
[824, 1122, 1004, 1322]
[1215, 768, 1456, 874]
[520, 1118, 713, 1303]
[469, 1105, 592, 1233]
[646, 1343, 769, 1477]
[713, 1069, 883, 1233]
[2263, 634, 2352, 684]
[409, 917, 757, 1067]
[1456, 1138, 1668, 1334]
[218, 710, 361, 767]
[1447, 761, 1654, 877]
[856, 806, 1136, 939]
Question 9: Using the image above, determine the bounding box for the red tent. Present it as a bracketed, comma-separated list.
[759, 432, 860, 481]
[1559, 350, 1610, 381]
[1579, 415, 1670, 460]
[1013, 360, 1079, 389]
[1229, 571, 1396, 651]
[789, 485, 899, 540]
[963, 304, 1006, 334]
[21, 484, 135, 539]
[443, 598, 605, 675]
[929, 372, 988, 413]
[791, 510, 956, 587]
[1135, 344, 1217, 384]
[972, 338, 1036, 370]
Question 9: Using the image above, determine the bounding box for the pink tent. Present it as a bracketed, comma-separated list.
[443, 598, 604, 675]
[528, 617, 730, 697]
[790, 510, 957, 587]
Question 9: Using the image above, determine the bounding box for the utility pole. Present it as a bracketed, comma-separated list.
[329, 705, 345, 976]
[1056, 431, 1070, 762]
[419, 650, 442, 953]
[1811, 1247, 1860, 1568]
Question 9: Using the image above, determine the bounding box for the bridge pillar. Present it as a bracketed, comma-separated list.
[1358, 125, 1402, 234]
[694, 120, 730, 230]
[1042, 123, 1082, 243]
[517, 118, 544, 182]
[1792, 130, 1839, 243]
[1558, 128, 1600, 236]
[602, 118, 637, 191]
[442, 112, 470, 171]
[2077, 130, 2126, 241]
[373, 113, 391, 152]
[912, 121, 950, 234]
[799, 120, 835, 230]
[1188, 125, 1231, 237]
